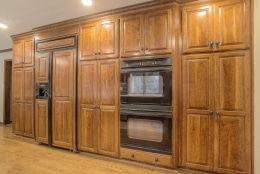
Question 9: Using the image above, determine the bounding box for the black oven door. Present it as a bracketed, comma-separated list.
[120, 108, 172, 154]
[120, 66, 172, 105]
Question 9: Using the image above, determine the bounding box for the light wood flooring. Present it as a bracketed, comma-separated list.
[0, 124, 208, 174]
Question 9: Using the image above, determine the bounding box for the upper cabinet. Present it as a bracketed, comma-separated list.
[182, 0, 250, 53]
[120, 7, 172, 57]
[79, 18, 119, 60]
[13, 34, 35, 67]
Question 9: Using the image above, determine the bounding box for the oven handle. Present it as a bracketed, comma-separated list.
[120, 109, 172, 118]
[120, 66, 172, 73]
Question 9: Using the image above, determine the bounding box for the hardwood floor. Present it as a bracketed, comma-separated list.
[0, 124, 208, 174]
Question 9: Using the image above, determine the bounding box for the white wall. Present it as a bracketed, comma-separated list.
[0, 52, 12, 123]
[254, 0, 260, 173]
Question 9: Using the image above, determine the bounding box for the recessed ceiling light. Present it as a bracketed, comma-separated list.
[0, 23, 7, 29]
[82, 0, 92, 6]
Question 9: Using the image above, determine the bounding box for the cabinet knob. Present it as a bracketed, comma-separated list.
[216, 111, 221, 115]
[145, 47, 149, 50]
[215, 41, 220, 48]
[210, 41, 214, 48]
[131, 154, 135, 158]
[155, 157, 159, 162]
[209, 110, 214, 115]
[141, 47, 144, 51]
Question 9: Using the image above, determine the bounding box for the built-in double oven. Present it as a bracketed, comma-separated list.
[120, 56, 172, 155]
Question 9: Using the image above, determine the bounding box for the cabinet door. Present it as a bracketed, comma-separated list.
[12, 68, 24, 134]
[145, 8, 172, 55]
[79, 22, 98, 60]
[36, 52, 49, 82]
[99, 19, 119, 59]
[12, 40, 23, 67]
[78, 61, 98, 152]
[98, 106, 119, 157]
[35, 99, 49, 144]
[98, 59, 119, 106]
[23, 37, 34, 67]
[182, 54, 215, 171]
[182, 4, 214, 53]
[52, 49, 76, 150]
[120, 14, 144, 57]
[215, 0, 249, 51]
[214, 51, 251, 174]
[23, 67, 35, 138]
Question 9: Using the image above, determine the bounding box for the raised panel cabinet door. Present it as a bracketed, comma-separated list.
[23, 67, 35, 138]
[35, 99, 49, 144]
[78, 107, 98, 153]
[214, 0, 250, 51]
[52, 49, 76, 150]
[145, 8, 172, 55]
[120, 14, 144, 57]
[98, 106, 119, 157]
[35, 52, 49, 82]
[98, 59, 119, 106]
[182, 4, 214, 53]
[99, 18, 119, 59]
[182, 54, 215, 171]
[12, 68, 23, 102]
[23, 37, 35, 67]
[12, 102, 24, 135]
[214, 51, 251, 174]
[79, 22, 98, 60]
[12, 40, 23, 67]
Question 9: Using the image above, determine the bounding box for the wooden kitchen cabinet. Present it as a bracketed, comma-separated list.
[13, 34, 35, 67]
[35, 99, 49, 144]
[35, 52, 49, 82]
[52, 49, 76, 150]
[120, 7, 172, 57]
[78, 59, 119, 157]
[12, 67, 35, 138]
[182, 51, 252, 174]
[78, 18, 119, 60]
[182, 0, 250, 53]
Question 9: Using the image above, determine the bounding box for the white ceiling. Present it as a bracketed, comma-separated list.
[0, 0, 152, 50]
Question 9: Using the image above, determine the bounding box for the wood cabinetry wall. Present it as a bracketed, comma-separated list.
[10, 0, 253, 173]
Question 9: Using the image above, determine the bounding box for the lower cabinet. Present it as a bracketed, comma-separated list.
[35, 99, 49, 144]
[182, 51, 252, 174]
[120, 148, 172, 167]
[78, 59, 119, 157]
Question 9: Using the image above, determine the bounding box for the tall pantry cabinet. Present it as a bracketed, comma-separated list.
[11, 33, 35, 138]
[77, 18, 120, 157]
[181, 0, 252, 174]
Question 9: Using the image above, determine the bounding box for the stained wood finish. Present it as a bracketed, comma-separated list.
[78, 61, 98, 152]
[182, 0, 249, 53]
[182, 54, 214, 171]
[79, 18, 119, 60]
[37, 37, 75, 51]
[77, 59, 119, 157]
[120, 147, 172, 167]
[4, 60, 12, 124]
[52, 49, 76, 150]
[182, 51, 251, 174]
[12, 67, 35, 138]
[214, 51, 251, 174]
[12, 35, 34, 67]
[35, 99, 49, 144]
[120, 7, 172, 57]
[35, 52, 49, 82]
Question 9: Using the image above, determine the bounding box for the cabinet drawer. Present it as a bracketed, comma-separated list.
[120, 147, 172, 167]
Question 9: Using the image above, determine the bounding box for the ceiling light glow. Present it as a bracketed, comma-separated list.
[0, 23, 7, 29]
[82, 0, 92, 6]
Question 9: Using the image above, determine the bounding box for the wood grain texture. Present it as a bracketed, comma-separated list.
[52, 49, 76, 150]
[37, 37, 75, 51]
[35, 52, 49, 83]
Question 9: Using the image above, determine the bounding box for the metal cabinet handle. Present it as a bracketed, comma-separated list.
[210, 41, 214, 48]
[209, 110, 214, 115]
[155, 157, 159, 162]
[131, 154, 135, 158]
[141, 47, 144, 51]
[215, 41, 220, 48]
[145, 47, 149, 50]
[94, 105, 100, 109]
[216, 111, 221, 115]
